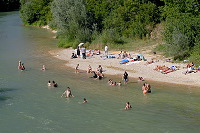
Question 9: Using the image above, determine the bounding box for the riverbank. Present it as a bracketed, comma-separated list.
[49, 48, 200, 87]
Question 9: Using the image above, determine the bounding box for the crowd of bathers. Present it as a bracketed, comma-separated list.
[18, 54, 152, 110]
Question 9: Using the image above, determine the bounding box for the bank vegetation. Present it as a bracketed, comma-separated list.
[19, 0, 200, 65]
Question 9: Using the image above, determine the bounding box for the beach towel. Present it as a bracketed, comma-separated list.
[119, 59, 129, 64]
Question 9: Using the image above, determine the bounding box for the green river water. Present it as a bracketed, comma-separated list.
[0, 11, 200, 133]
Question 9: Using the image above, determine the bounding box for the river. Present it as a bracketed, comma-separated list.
[0, 11, 200, 133]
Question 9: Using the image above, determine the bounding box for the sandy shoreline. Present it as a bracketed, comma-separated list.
[49, 48, 200, 87]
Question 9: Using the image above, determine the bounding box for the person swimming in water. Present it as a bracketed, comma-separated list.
[41, 65, 46, 70]
[124, 102, 132, 110]
[79, 98, 88, 104]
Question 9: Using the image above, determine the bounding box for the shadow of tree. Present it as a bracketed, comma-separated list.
[0, 96, 11, 101]
[0, 88, 15, 101]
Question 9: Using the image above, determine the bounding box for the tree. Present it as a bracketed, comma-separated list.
[20, 0, 52, 25]
[50, 0, 91, 47]
[161, 0, 200, 60]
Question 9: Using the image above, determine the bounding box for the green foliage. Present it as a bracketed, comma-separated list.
[50, 0, 92, 45]
[161, 0, 200, 60]
[103, 1, 159, 39]
[20, 0, 52, 25]
[19, 0, 200, 64]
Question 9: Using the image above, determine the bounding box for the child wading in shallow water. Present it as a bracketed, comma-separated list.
[75, 64, 79, 73]
[87, 65, 92, 73]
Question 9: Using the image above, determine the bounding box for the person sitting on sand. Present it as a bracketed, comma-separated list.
[124, 102, 132, 110]
[71, 53, 77, 59]
[186, 62, 194, 68]
[87, 65, 92, 73]
[183, 66, 197, 75]
[122, 51, 128, 59]
[117, 51, 123, 59]
[61, 87, 73, 98]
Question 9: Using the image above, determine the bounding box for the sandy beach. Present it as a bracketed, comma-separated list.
[49, 48, 200, 87]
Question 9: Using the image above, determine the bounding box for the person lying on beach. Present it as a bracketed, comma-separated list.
[61, 87, 74, 98]
[79, 98, 88, 104]
[145, 59, 154, 65]
[93, 49, 100, 55]
[161, 67, 175, 74]
[138, 77, 145, 81]
[124, 102, 132, 110]
[154, 65, 169, 72]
